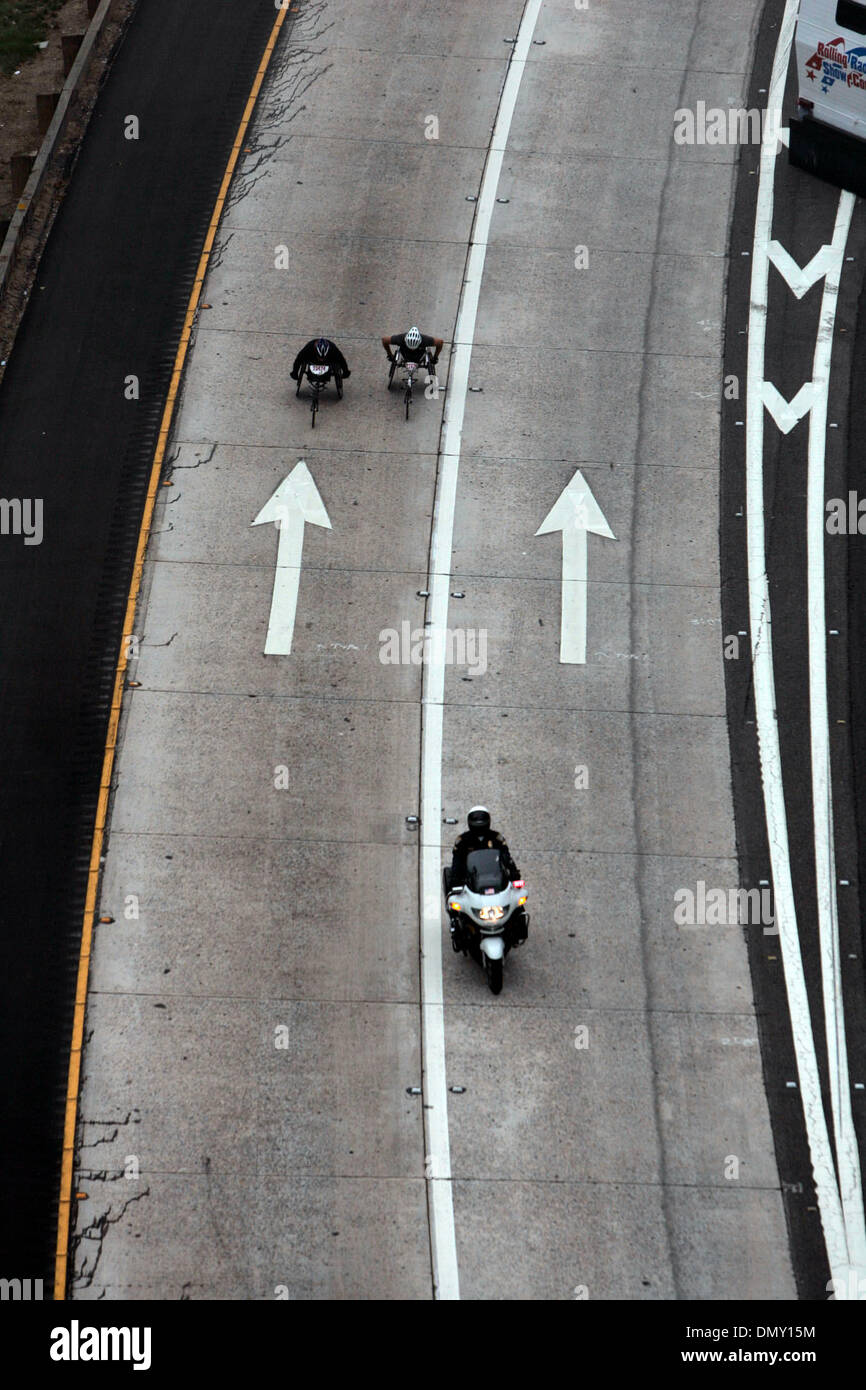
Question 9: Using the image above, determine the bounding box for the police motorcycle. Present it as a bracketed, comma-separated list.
[443, 849, 529, 995]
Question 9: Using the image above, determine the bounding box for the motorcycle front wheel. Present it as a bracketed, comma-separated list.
[484, 955, 503, 995]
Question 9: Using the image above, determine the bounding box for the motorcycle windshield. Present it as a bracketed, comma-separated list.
[465, 848, 509, 893]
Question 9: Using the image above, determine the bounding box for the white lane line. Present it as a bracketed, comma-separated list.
[419, 0, 543, 1303]
[746, 0, 853, 1285]
[806, 190, 866, 1279]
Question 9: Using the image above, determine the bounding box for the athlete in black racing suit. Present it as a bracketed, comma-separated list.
[290, 336, 351, 388]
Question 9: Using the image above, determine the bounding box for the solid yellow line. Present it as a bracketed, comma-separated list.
[53, 1, 292, 1301]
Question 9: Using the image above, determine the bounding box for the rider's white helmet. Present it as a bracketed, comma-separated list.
[405, 326, 422, 349]
[467, 806, 491, 836]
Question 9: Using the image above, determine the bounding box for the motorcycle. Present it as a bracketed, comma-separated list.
[443, 848, 529, 994]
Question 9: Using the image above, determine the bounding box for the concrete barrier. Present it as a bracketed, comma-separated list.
[0, 0, 117, 302]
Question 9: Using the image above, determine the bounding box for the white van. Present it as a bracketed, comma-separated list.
[789, 0, 866, 191]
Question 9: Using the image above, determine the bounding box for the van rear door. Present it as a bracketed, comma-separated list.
[795, 0, 866, 137]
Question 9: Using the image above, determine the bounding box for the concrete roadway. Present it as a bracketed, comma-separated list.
[72, 0, 795, 1298]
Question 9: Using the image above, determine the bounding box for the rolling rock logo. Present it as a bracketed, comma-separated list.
[804, 35, 866, 93]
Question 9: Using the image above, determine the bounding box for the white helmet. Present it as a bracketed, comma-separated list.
[467, 805, 491, 837]
[405, 326, 422, 349]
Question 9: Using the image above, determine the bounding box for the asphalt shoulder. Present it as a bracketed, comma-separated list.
[0, 0, 284, 1284]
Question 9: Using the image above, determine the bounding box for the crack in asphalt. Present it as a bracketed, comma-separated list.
[170, 442, 218, 471]
[225, 4, 334, 214]
[71, 1186, 151, 1292]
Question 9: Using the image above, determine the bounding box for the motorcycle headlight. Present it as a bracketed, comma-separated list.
[478, 905, 505, 922]
[449, 901, 461, 912]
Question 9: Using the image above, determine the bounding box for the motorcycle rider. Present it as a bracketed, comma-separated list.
[449, 806, 519, 886]
[382, 325, 443, 380]
[445, 807, 525, 951]
[290, 337, 351, 391]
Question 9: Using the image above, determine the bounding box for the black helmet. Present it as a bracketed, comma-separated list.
[315, 337, 330, 358]
[467, 805, 491, 838]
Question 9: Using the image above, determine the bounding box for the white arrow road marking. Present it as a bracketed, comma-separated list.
[419, 0, 543, 1301]
[535, 469, 616, 665]
[769, 239, 840, 298]
[761, 380, 816, 433]
[251, 460, 331, 655]
[747, 0, 865, 1292]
